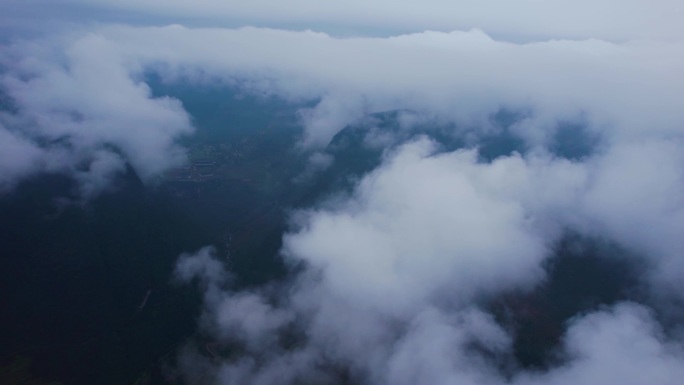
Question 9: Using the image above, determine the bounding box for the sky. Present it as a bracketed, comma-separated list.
[2, 1, 684, 384]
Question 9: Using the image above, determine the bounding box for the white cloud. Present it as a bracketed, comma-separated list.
[0, 31, 194, 194]
[92, 24, 684, 149]
[2, 1, 683, 382]
[284, 139, 549, 317]
[174, 136, 684, 383]
[383, 308, 509, 385]
[517, 303, 684, 385]
[18, 0, 684, 42]
[2, 19, 682, 193]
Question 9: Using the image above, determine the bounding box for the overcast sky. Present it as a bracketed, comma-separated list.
[2, 1, 684, 384]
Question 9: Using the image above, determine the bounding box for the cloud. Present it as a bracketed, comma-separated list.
[173, 116, 684, 384]
[176, 250, 684, 385]
[0, 31, 193, 196]
[517, 303, 684, 385]
[177, 245, 518, 385]
[10, 0, 684, 42]
[175, 246, 231, 306]
[2, 1, 683, 383]
[0, 123, 46, 191]
[284, 139, 550, 317]
[1, 18, 682, 194]
[67, 23, 683, 150]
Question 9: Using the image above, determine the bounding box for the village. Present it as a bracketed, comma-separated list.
[164, 142, 246, 182]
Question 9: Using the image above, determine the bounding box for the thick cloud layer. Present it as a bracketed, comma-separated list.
[174, 137, 684, 384]
[2, 22, 682, 195]
[10, 0, 684, 42]
[99, 25, 683, 147]
[2, 1, 684, 383]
